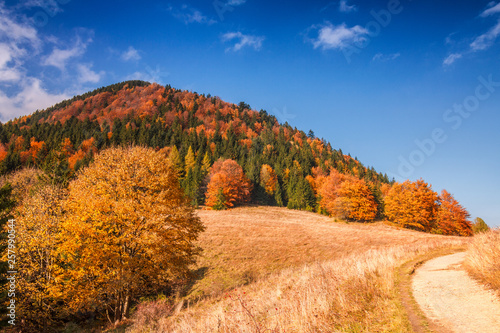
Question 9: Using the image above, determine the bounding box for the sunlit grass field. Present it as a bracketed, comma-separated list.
[126, 206, 468, 332]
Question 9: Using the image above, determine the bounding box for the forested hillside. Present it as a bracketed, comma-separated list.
[0, 80, 472, 235]
[0, 81, 387, 204]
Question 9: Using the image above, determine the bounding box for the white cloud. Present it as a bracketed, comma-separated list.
[121, 46, 141, 61]
[77, 63, 103, 83]
[311, 22, 368, 50]
[0, 5, 99, 121]
[43, 38, 88, 71]
[222, 32, 264, 52]
[481, 2, 500, 17]
[443, 53, 463, 66]
[372, 52, 401, 62]
[170, 5, 216, 25]
[0, 78, 69, 121]
[339, 0, 357, 13]
[470, 20, 500, 51]
[0, 6, 40, 48]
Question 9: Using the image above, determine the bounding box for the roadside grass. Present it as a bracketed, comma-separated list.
[126, 206, 468, 333]
[464, 229, 500, 296]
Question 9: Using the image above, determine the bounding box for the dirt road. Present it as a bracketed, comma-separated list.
[412, 252, 500, 333]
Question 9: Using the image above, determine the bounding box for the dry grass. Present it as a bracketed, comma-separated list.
[464, 229, 500, 296]
[127, 206, 468, 333]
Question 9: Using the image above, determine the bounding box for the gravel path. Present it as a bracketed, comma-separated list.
[412, 252, 500, 333]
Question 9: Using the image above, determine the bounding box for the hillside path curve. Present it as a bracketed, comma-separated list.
[412, 252, 500, 333]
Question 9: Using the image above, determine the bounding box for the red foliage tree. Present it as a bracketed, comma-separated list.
[436, 190, 473, 236]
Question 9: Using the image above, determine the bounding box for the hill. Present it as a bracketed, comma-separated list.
[0, 80, 473, 236]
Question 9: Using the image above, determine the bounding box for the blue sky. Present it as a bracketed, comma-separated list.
[1, 0, 499, 227]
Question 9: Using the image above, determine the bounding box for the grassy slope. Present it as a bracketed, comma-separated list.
[128, 207, 469, 333]
[464, 229, 500, 296]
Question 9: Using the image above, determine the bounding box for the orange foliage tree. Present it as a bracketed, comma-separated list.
[259, 164, 278, 195]
[334, 177, 378, 221]
[384, 179, 438, 232]
[318, 169, 377, 221]
[317, 169, 345, 214]
[58, 147, 204, 323]
[205, 159, 252, 210]
[436, 190, 473, 236]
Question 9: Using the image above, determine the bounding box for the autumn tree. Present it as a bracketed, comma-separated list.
[317, 169, 377, 221]
[317, 169, 345, 215]
[167, 145, 182, 177]
[334, 177, 378, 221]
[59, 146, 204, 324]
[384, 179, 438, 232]
[259, 164, 278, 195]
[201, 151, 212, 175]
[12, 184, 66, 330]
[205, 159, 252, 210]
[184, 146, 196, 174]
[436, 190, 473, 236]
[0, 183, 15, 327]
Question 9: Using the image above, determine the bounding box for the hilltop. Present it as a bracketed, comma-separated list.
[0, 80, 389, 205]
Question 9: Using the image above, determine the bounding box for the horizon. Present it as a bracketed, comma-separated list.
[0, 0, 499, 227]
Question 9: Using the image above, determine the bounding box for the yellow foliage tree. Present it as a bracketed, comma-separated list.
[259, 164, 278, 195]
[58, 146, 204, 324]
[12, 184, 66, 330]
[184, 146, 196, 174]
[167, 145, 182, 177]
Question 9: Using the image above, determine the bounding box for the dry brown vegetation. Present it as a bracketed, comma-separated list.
[127, 207, 468, 333]
[464, 229, 500, 296]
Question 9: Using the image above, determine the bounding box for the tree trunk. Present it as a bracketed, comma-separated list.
[122, 294, 130, 319]
[114, 294, 121, 324]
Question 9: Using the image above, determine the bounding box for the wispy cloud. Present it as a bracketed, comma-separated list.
[310, 22, 368, 50]
[470, 20, 500, 51]
[372, 52, 401, 62]
[43, 35, 91, 71]
[443, 2, 500, 67]
[339, 0, 357, 13]
[169, 5, 216, 25]
[77, 63, 103, 83]
[480, 1, 500, 17]
[443, 53, 463, 66]
[121, 46, 141, 61]
[222, 32, 264, 52]
[0, 4, 94, 121]
[0, 3, 40, 83]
